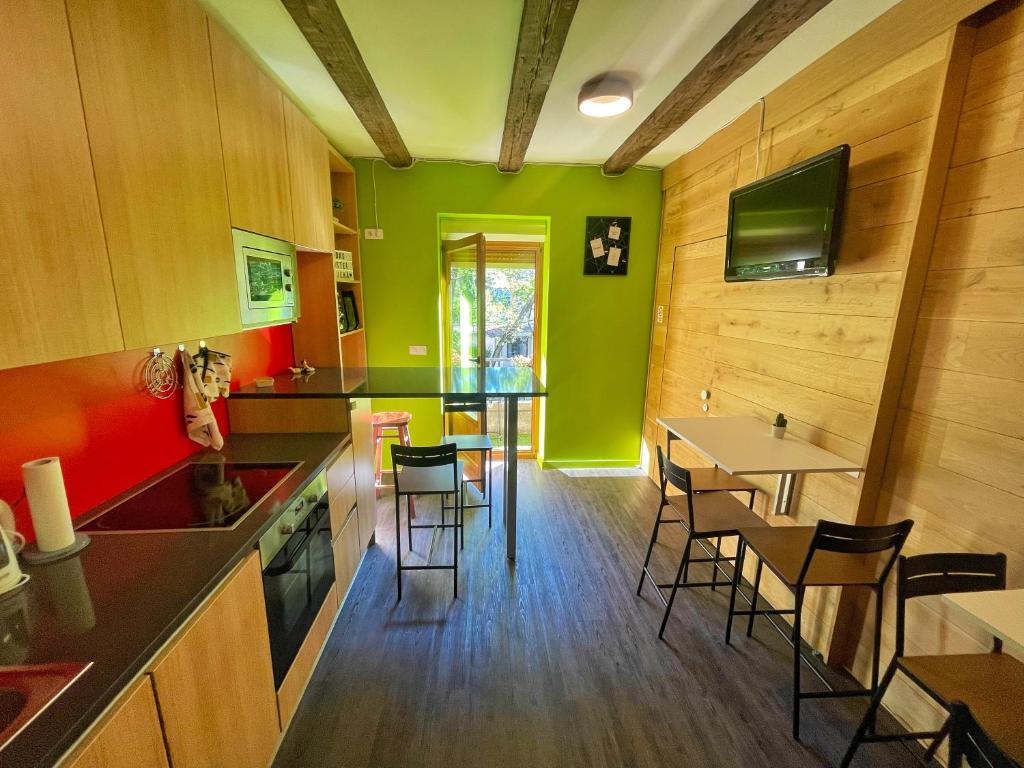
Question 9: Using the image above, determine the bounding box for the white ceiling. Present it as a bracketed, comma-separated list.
[200, 0, 901, 169]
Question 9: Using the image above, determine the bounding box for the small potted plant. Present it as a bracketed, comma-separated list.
[771, 413, 787, 439]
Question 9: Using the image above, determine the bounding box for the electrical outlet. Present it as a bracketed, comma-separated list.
[364, 228, 384, 240]
[409, 345, 427, 356]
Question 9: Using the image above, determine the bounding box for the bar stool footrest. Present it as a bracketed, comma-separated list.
[857, 730, 944, 744]
[799, 689, 871, 700]
[399, 564, 456, 571]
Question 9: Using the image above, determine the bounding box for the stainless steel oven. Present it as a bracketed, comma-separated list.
[259, 470, 333, 688]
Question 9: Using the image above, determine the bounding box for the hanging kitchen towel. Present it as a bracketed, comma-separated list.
[194, 347, 232, 400]
[182, 348, 224, 449]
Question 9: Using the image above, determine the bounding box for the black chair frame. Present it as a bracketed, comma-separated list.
[948, 701, 1021, 768]
[841, 552, 1007, 767]
[638, 445, 759, 639]
[392, 443, 462, 601]
[727, 518, 913, 740]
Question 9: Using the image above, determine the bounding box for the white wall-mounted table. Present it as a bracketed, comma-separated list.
[942, 589, 1024, 659]
[656, 416, 864, 515]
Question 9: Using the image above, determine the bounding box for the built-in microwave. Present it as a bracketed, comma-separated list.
[232, 228, 300, 329]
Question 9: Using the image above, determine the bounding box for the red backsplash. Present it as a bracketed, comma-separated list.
[0, 325, 294, 538]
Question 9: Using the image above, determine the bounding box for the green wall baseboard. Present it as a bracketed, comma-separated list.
[538, 459, 642, 470]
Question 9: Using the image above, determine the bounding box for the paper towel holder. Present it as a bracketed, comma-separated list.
[0, 495, 90, 565]
[21, 532, 90, 565]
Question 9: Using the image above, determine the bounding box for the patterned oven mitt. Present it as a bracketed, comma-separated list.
[182, 347, 224, 450]
[195, 347, 232, 401]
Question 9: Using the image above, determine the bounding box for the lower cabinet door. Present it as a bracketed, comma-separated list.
[334, 510, 361, 601]
[149, 552, 280, 768]
[62, 676, 168, 768]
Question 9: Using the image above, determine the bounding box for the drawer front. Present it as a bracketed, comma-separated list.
[329, 473, 357, 539]
[327, 444, 354, 501]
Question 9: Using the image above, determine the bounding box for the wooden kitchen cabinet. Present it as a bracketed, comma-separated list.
[149, 552, 279, 768]
[209, 19, 294, 243]
[61, 677, 168, 768]
[349, 398, 379, 550]
[283, 99, 333, 252]
[0, 0, 124, 370]
[67, 0, 240, 349]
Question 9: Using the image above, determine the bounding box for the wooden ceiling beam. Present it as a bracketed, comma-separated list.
[282, 0, 412, 167]
[498, 0, 579, 173]
[602, 0, 832, 175]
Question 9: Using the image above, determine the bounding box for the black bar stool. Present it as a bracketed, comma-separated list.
[442, 394, 494, 531]
[725, 519, 913, 740]
[391, 443, 463, 601]
[638, 445, 765, 639]
[841, 552, 1022, 767]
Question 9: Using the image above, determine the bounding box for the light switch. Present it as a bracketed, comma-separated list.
[409, 345, 427, 356]
[364, 228, 384, 240]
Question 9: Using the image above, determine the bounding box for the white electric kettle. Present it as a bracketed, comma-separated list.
[0, 501, 27, 596]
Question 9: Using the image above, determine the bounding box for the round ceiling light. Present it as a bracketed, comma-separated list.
[578, 74, 633, 118]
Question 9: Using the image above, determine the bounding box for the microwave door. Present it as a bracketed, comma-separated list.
[242, 247, 295, 310]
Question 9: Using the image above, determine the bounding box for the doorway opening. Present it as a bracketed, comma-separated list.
[439, 215, 548, 459]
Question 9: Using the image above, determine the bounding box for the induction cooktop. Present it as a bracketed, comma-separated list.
[80, 461, 299, 532]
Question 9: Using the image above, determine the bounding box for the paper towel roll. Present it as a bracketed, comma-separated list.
[23, 457, 76, 553]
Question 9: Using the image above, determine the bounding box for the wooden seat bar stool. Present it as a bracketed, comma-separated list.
[374, 410, 412, 490]
[841, 552, 1023, 767]
[442, 394, 494, 530]
[725, 519, 914, 740]
[391, 444, 463, 602]
[638, 445, 764, 639]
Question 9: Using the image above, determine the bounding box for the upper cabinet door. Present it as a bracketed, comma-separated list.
[0, 0, 124, 370]
[283, 99, 333, 252]
[67, 0, 240, 349]
[209, 20, 294, 243]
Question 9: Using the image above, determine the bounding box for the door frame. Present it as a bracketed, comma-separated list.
[437, 213, 550, 460]
[484, 241, 543, 458]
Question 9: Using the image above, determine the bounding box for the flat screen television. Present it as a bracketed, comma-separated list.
[724, 144, 850, 282]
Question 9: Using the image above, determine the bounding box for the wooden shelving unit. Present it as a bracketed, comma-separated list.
[291, 147, 367, 388]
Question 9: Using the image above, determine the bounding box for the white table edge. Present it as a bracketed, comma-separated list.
[940, 590, 1024, 656]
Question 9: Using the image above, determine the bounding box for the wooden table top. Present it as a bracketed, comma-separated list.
[942, 589, 1024, 658]
[657, 416, 863, 476]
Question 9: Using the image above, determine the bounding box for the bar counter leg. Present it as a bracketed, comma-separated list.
[504, 396, 518, 560]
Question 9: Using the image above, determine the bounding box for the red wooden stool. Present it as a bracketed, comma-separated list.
[373, 411, 415, 515]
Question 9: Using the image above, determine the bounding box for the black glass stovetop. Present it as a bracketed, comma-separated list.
[80, 462, 297, 532]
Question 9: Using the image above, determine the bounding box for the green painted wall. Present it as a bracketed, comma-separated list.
[353, 159, 661, 467]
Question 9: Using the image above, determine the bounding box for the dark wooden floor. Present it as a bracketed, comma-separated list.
[274, 464, 916, 768]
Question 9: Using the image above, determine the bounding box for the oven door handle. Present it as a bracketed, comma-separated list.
[264, 502, 330, 577]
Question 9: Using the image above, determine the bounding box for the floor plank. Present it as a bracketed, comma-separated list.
[274, 464, 916, 768]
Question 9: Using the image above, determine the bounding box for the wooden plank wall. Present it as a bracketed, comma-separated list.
[645, 29, 954, 647]
[846, 0, 1024, 736]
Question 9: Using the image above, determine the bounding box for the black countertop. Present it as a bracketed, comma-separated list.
[1, 432, 348, 768]
[233, 366, 548, 399]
